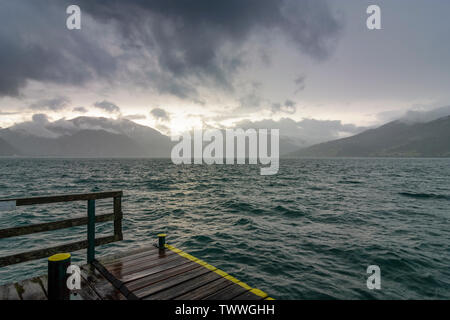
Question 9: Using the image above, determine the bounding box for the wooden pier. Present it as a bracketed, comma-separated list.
[0, 191, 272, 300]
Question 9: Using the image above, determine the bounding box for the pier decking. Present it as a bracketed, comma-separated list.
[0, 191, 272, 300]
[0, 244, 271, 300]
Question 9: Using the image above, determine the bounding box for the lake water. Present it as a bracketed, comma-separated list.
[0, 158, 449, 299]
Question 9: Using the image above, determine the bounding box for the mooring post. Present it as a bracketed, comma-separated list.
[48, 253, 71, 300]
[158, 233, 166, 251]
[87, 199, 95, 263]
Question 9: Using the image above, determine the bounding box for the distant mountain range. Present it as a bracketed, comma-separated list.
[1, 114, 449, 158]
[288, 115, 450, 158]
[0, 117, 172, 157]
[0, 116, 306, 158]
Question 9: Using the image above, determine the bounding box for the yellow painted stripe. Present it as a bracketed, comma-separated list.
[164, 243, 274, 300]
[195, 260, 217, 271]
[215, 269, 229, 277]
[250, 288, 268, 298]
[165, 244, 181, 253]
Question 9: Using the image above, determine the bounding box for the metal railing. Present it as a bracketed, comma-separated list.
[0, 191, 123, 267]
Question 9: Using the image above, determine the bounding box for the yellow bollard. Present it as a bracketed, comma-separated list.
[48, 253, 71, 300]
[157, 233, 166, 250]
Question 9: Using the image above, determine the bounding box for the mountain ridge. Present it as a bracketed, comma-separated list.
[0, 117, 172, 158]
[288, 115, 450, 158]
[2, 114, 450, 158]
[0, 116, 304, 157]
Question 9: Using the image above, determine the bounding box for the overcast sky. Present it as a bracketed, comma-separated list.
[1, 0, 449, 137]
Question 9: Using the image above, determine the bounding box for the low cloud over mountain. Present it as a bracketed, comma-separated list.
[233, 117, 367, 147]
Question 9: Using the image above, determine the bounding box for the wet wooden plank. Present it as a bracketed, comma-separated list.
[126, 261, 200, 291]
[104, 247, 171, 266]
[107, 251, 179, 275]
[147, 271, 222, 300]
[102, 247, 174, 267]
[119, 259, 196, 287]
[203, 282, 250, 300]
[77, 275, 101, 300]
[17, 278, 47, 300]
[110, 255, 185, 278]
[175, 277, 235, 300]
[39, 275, 48, 296]
[93, 282, 126, 300]
[80, 265, 126, 300]
[0, 245, 269, 301]
[138, 266, 211, 299]
[232, 291, 265, 300]
[99, 246, 163, 265]
[0, 283, 21, 300]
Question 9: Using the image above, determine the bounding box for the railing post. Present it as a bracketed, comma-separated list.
[113, 195, 123, 241]
[87, 199, 95, 263]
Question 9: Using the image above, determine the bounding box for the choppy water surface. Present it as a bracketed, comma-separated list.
[0, 158, 449, 299]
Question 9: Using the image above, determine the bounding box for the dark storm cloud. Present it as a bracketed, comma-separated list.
[0, 0, 341, 98]
[150, 108, 170, 121]
[79, 0, 341, 94]
[29, 97, 70, 111]
[0, 1, 117, 97]
[94, 100, 121, 113]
